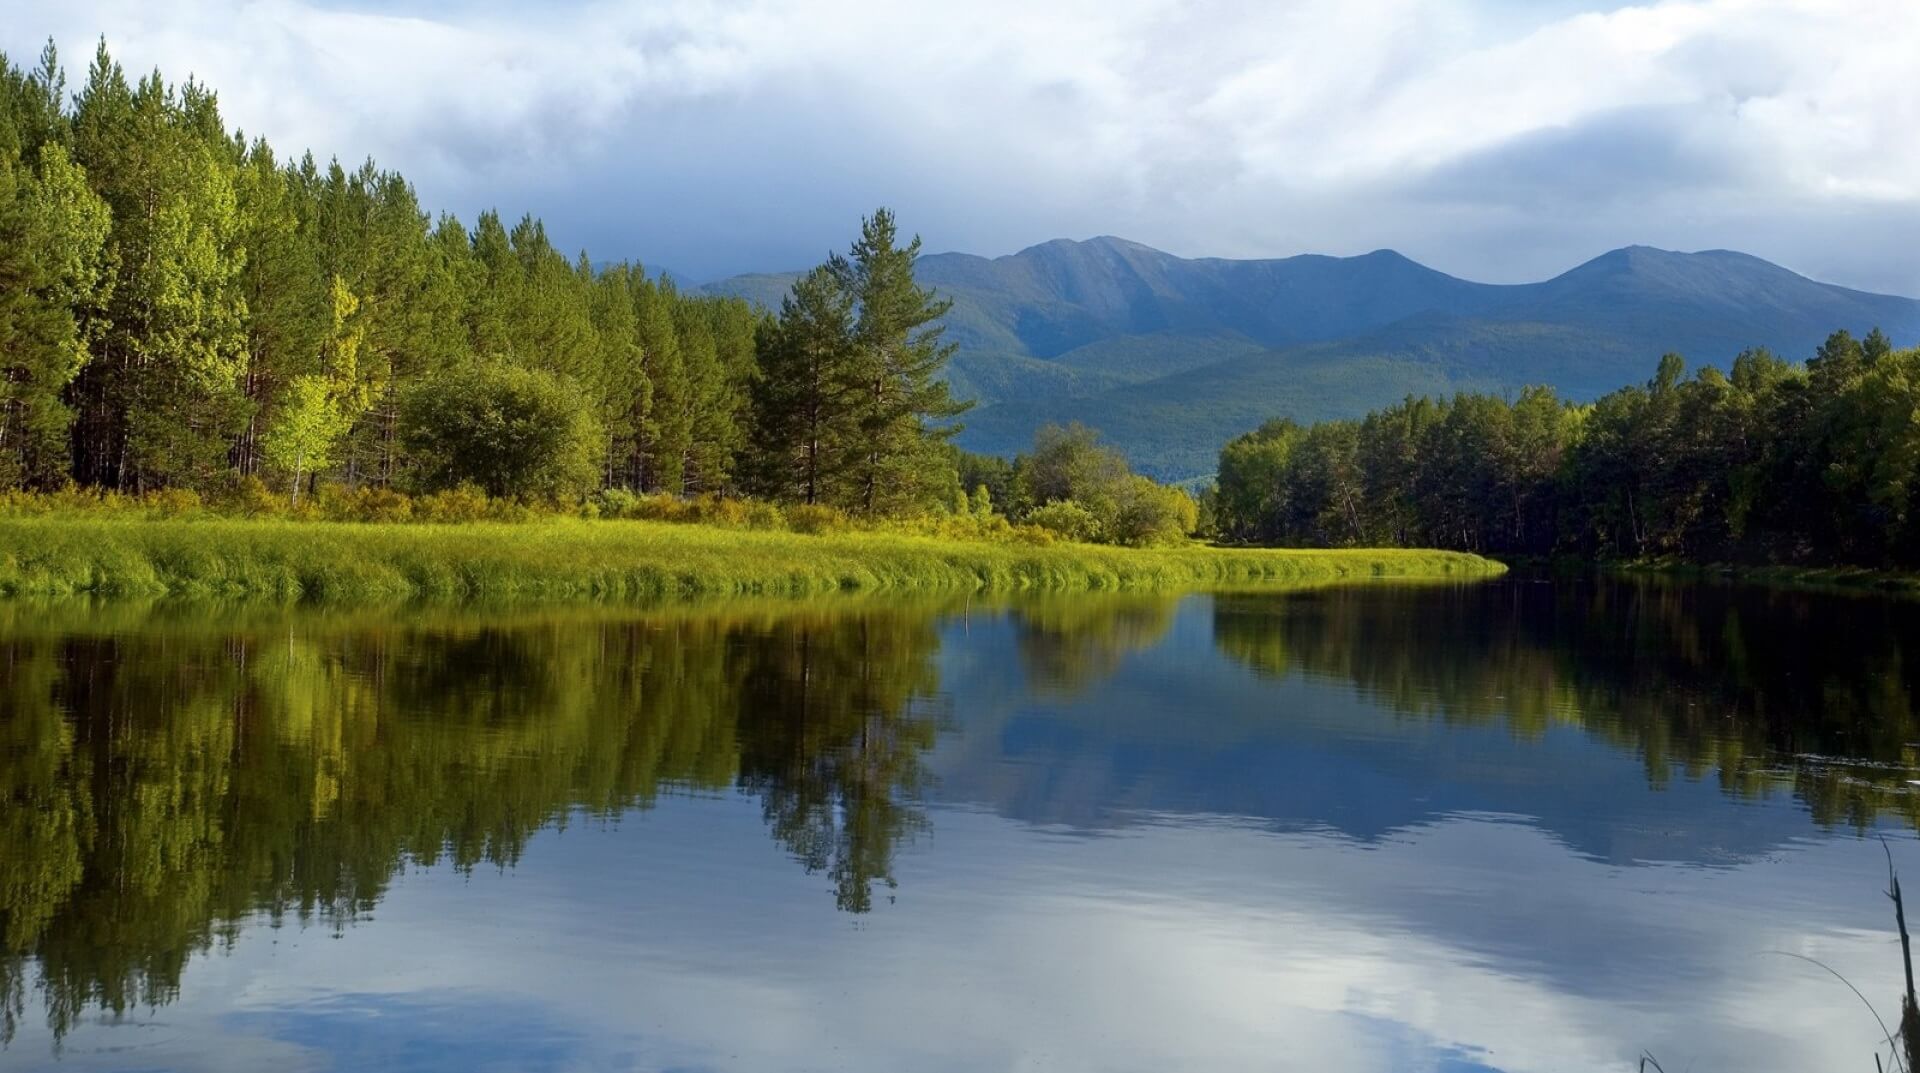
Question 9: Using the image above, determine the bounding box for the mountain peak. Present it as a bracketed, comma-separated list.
[1010, 235, 1161, 259]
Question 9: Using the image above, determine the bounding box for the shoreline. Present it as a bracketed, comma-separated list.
[1510, 556, 1920, 596]
[0, 515, 1506, 603]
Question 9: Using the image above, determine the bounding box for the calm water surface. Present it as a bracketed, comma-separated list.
[3, 578, 1919, 1072]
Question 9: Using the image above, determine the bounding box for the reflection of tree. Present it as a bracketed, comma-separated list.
[0, 603, 946, 1044]
[736, 613, 945, 912]
[1213, 579, 1920, 829]
[1009, 595, 1179, 695]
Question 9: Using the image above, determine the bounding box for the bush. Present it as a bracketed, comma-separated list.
[317, 484, 414, 523]
[787, 503, 851, 535]
[401, 359, 602, 499]
[1110, 476, 1199, 547]
[592, 488, 643, 520]
[1026, 499, 1104, 543]
[415, 484, 491, 524]
[216, 475, 287, 519]
[144, 488, 204, 519]
[741, 500, 786, 531]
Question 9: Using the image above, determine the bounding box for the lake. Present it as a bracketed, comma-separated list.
[2, 577, 1916, 1072]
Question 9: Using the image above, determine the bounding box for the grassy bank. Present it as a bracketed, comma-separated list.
[0, 515, 1503, 602]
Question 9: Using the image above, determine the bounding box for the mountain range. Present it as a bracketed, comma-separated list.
[705, 238, 1920, 480]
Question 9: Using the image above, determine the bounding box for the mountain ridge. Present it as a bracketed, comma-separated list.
[704, 239, 1920, 479]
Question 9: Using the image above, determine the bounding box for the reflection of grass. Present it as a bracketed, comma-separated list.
[1619, 560, 1920, 596]
[0, 516, 1504, 602]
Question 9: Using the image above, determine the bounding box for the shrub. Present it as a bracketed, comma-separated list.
[415, 484, 491, 524]
[401, 359, 602, 499]
[217, 475, 287, 519]
[1026, 499, 1104, 543]
[593, 488, 643, 520]
[787, 503, 851, 535]
[741, 500, 786, 531]
[144, 488, 204, 519]
[1110, 476, 1199, 547]
[318, 484, 414, 523]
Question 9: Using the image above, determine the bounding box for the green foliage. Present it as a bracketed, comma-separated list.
[0, 141, 110, 488]
[747, 265, 855, 504]
[829, 208, 971, 516]
[1026, 499, 1103, 543]
[0, 512, 1500, 602]
[1000, 423, 1198, 546]
[400, 360, 601, 499]
[0, 43, 779, 508]
[710, 238, 1920, 482]
[1215, 330, 1920, 569]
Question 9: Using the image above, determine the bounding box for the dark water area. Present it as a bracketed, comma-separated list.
[3, 578, 1920, 1071]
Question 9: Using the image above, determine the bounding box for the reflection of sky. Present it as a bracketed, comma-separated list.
[10, 594, 1916, 1072]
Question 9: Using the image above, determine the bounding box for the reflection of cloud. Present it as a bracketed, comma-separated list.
[4, 1, 1919, 291]
[13, 802, 1909, 1073]
[226, 992, 598, 1073]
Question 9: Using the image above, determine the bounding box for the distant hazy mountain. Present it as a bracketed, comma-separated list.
[706, 238, 1920, 480]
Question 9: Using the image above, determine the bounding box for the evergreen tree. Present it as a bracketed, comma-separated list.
[631, 275, 689, 492]
[829, 208, 969, 516]
[231, 139, 327, 476]
[0, 142, 111, 487]
[748, 265, 857, 504]
[69, 48, 249, 490]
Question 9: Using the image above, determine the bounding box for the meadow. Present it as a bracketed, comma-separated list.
[0, 513, 1503, 603]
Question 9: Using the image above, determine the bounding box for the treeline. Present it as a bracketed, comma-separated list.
[0, 41, 771, 500]
[0, 42, 1203, 544]
[1214, 329, 1920, 566]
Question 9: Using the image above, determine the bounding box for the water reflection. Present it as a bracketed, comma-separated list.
[0, 601, 948, 1043]
[1213, 579, 1920, 829]
[1, 580, 1918, 1071]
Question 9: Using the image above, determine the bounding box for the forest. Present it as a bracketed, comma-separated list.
[1213, 329, 1920, 568]
[0, 42, 1200, 547]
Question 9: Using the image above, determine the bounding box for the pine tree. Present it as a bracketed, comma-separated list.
[748, 265, 857, 504]
[69, 48, 250, 491]
[232, 139, 327, 476]
[0, 143, 112, 487]
[631, 275, 689, 492]
[675, 298, 736, 492]
[585, 263, 643, 487]
[829, 208, 969, 516]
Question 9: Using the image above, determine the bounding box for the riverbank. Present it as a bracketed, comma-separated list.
[0, 516, 1504, 602]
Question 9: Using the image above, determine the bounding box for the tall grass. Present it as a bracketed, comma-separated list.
[0, 515, 1504, 603]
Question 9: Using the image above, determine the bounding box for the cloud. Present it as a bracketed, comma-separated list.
[4, 0, 1918, 293]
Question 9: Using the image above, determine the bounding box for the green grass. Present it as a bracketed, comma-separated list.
[0, 515, 1504, 603]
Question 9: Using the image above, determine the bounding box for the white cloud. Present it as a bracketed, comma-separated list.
[5, 0, 1918, 292]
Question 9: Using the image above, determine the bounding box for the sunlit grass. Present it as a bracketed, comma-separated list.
[0, 515, 1504, 602]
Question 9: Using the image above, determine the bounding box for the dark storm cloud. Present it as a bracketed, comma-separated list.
[4, 0, 1918, 292]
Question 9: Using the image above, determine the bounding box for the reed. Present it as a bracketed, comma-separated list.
[0, 514, 1504, 603]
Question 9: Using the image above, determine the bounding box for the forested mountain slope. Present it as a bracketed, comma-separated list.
[707, 239, 1920, 479]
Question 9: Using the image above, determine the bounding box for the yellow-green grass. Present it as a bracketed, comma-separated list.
[0, 515, 1505, 603]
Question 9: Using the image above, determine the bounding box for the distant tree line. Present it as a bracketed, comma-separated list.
[1214, 329, 1920, 566]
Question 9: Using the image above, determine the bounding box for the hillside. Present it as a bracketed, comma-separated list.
[706, 239, 1920, 480]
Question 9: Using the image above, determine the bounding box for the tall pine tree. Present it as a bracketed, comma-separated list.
[829, 208, 968, 516]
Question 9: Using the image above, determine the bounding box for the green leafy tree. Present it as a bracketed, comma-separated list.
[400, 359, 600, 498]
[261, 279, 364, 504]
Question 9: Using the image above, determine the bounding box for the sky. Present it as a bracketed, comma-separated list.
[5, 0, 1919, 293]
